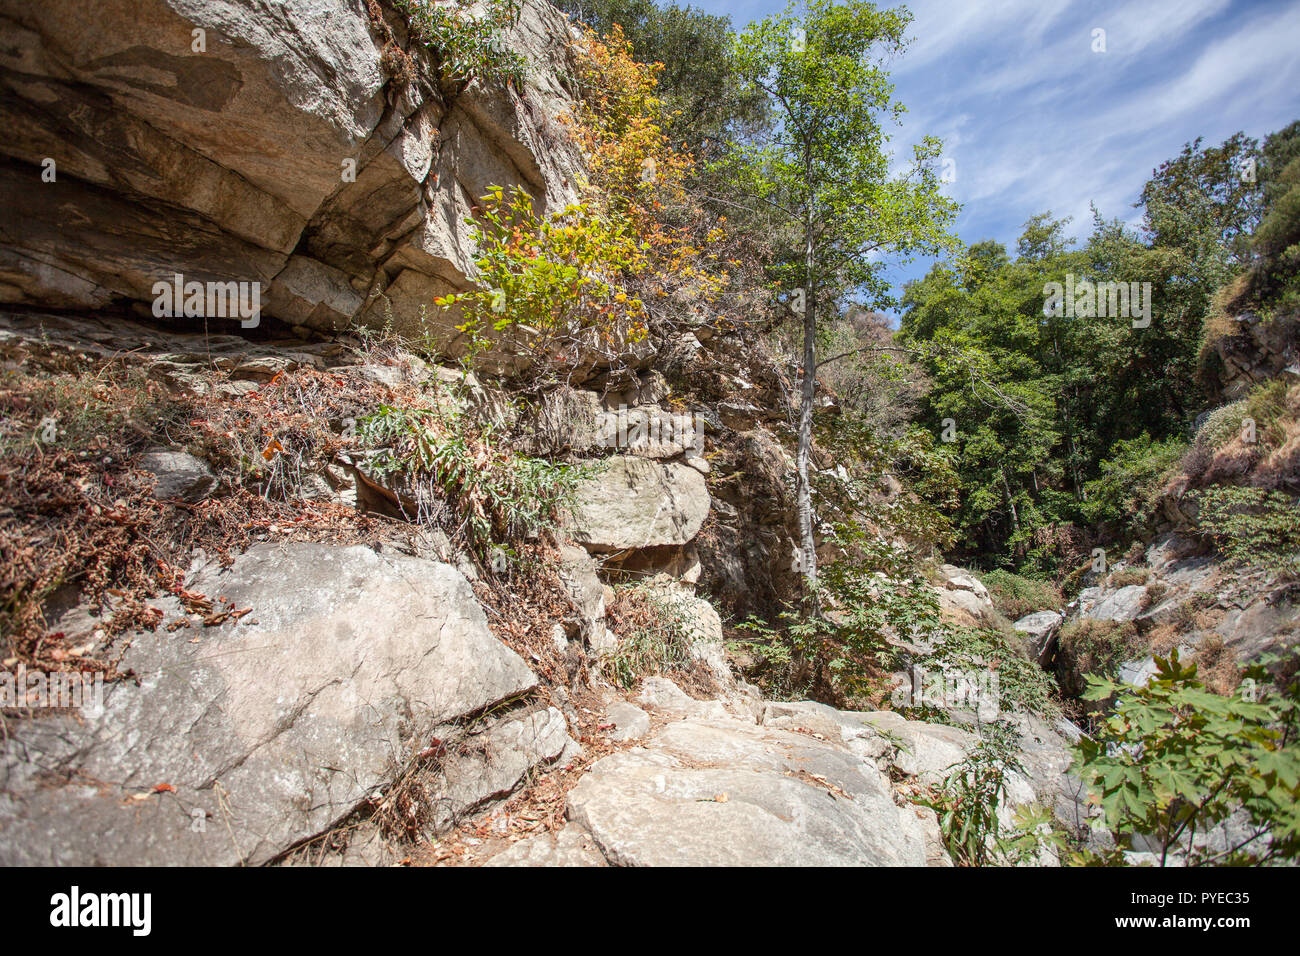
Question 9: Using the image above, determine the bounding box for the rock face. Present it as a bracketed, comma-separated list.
[933, 563, 997, 625]
[0, 0, 583, 346]
[569, 455, 710, 551]
[1077, 583, 1148, 623]
[566, 713, 931, 866]
[1013, 610, 1064, 663]
[0, 542, 546, 865]
[1212, 311, 1299, 400]
[474, 677, 1089, 867]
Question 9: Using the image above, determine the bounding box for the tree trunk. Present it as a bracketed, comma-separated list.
[796, 223, 818, 605]
[1000, 467, 1020, 534]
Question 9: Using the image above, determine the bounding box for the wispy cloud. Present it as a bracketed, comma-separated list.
[690, 0, 1300, 307]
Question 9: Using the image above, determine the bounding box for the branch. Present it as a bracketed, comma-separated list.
[816, 342, 1034, 420]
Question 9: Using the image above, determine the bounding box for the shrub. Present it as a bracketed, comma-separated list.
[1080, 434, 1187, 535]
[1193, 484, 1300, 580]
[436, 26, 735, 382]
[436, 185, 652, 380]
[566, 27, 731, 323]
[1107, 566, 1150, 588]
[1073, 651, 1300, 865]
[356, 402, 585, 557]
[1243, 378, 1293, 450]
[817, 419, 959, 555]
[393, 0, 526, 91]
[923, 723, 1063, 866]
[602, 583, 714, 692]
[1193, 400, 1248, 451]
[733, 543, 940, 704]
[1055, 618, 1144, 697]
[927, 624, 1061, 719]
[979, 569, 1062, 621]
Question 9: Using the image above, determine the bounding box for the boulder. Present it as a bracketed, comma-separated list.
[569, 456, 710, 551]
[556, 544, 612, 653]
[0, 542, 540, 865]
[421, 706, 570, 833]
[1078, 584, 1148, 622]
[858, 711, 974, 786]
[604, 701, 651, 741]
[637, 676, 728, 720]
[566, 711, 930, 866]
[634, 582, 733, 688]
[1013, 610, 1064, 662]
[933, 564, 996, 625]
[139, 447, 218, 501]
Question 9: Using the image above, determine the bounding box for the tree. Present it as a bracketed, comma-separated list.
[1138, 131, 1262, 270]
[726, 0, 958, 602]
[553, 0, 770, 157]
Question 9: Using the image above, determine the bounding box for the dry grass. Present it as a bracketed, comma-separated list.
[0, 355, 414, 678]
[1193, 633, 1241, 695]
[1146, 602, 1224, 657]
[1106, 566, 1151, 588]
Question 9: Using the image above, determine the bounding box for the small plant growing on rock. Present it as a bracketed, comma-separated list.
[357, 402, 584, 558]
[393, 0, 526, 92]
[924, 723, 1063, 866]
[435, 185, 652, 383]
[602, 583, 715, 693]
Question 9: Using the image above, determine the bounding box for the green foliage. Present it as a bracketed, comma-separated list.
[1138, 131, 1262, 269]
[923, 723, 1063, 866]
[1080, 434, 1187, 536]
[1243, 378, 1294, 449]
[437, 185, 651, 378]
[554, 0, 770, 157]
[927, 624, 1061, 719]
[1193, 401, 1248, 450]
[727, 0, 960, 310]
[738, 543, 1058, 717]
[732, 543, 939, 701]
[394, 0, 526, 90]
[356, 401, 585, 556]
[897, 120, 1300, 565]
[1250, 154, 1300, 312]
[1193, 485, 1300, 580]
[1074, 651, 1300, 865]
[726, 0, 961, 595]
[979, 569, 1062, 621]
[816, 417, 959, 555]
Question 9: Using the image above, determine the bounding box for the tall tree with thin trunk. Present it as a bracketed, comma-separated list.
[728, 0, 959, 607]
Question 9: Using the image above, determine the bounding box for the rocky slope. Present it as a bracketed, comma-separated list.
[1, 0, 1092, 867]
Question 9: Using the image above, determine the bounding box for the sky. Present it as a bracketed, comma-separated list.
[686, 0, 1300, 319]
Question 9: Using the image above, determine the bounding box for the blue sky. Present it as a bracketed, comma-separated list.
[688, 0, 1300, 318]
